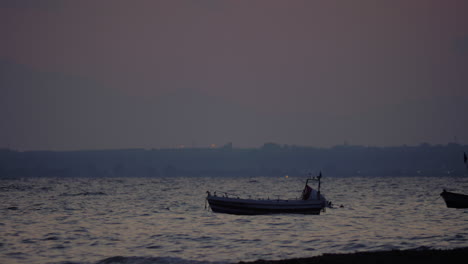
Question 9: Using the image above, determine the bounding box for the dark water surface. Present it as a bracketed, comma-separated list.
[1, 176, 468, 264]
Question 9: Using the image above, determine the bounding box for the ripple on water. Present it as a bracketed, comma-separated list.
[1, 176, 468, 264]
[21, 239, 36, 244]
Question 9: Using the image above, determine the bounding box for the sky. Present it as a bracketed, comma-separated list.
[1, 0, 468, 151]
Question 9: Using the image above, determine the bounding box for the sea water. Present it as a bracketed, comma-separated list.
[1, 176, 468, 264]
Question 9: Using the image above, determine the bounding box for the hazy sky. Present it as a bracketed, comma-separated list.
[1, 0, 468, 150]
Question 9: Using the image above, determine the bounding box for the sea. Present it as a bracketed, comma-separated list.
[1, 175, 468, 264]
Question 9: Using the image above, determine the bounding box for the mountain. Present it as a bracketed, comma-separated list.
[0, 143, 466, 178]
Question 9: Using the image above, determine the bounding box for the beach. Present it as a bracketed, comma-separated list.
[239, 247, 468, 264]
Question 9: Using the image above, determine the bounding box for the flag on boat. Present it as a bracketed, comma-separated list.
[302, 184, 312, 200]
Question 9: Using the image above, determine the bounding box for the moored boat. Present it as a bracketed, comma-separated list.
[440, 152, 468, 209]
[440, 189, 468, 209]
[206, 173, 329, 215]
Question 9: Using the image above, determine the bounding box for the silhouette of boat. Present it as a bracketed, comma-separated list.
[440, 152, 468, 208]
[206, 173, 329, 215]
[441, 190, 468, 209]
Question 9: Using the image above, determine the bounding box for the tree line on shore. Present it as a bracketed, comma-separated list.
[0, 142, 467, 178]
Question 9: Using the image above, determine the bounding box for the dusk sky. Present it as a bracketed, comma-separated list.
[1, 0, 468, 150]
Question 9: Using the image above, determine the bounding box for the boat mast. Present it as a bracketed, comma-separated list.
[464, 152, 467, 173]
[305, 171, 322, 199]
[317, 171, 322, 193]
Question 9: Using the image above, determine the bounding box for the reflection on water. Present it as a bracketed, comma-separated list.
[1, 176, 468, 263]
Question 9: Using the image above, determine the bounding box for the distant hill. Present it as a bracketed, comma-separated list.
[0, 143, 467, 178]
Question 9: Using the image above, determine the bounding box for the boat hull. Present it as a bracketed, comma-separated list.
[207, 196, 326, 215]
[441, 190, 468, 209]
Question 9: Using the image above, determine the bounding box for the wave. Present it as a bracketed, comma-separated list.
[59, 191, 107, 196]
[0, 184, 34, 192]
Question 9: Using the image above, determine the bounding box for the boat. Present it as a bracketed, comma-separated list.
[440, 189, 468, 209]
[440, 152, 468, 209]
[206, 173, 329, 215]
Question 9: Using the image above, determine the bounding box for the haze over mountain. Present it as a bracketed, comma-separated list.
[1, 143, 466, 178]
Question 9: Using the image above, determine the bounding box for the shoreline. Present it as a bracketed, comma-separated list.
[238, 247, 468, 264]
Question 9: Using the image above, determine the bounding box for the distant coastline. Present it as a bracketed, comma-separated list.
[1, 143, 467, 178]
